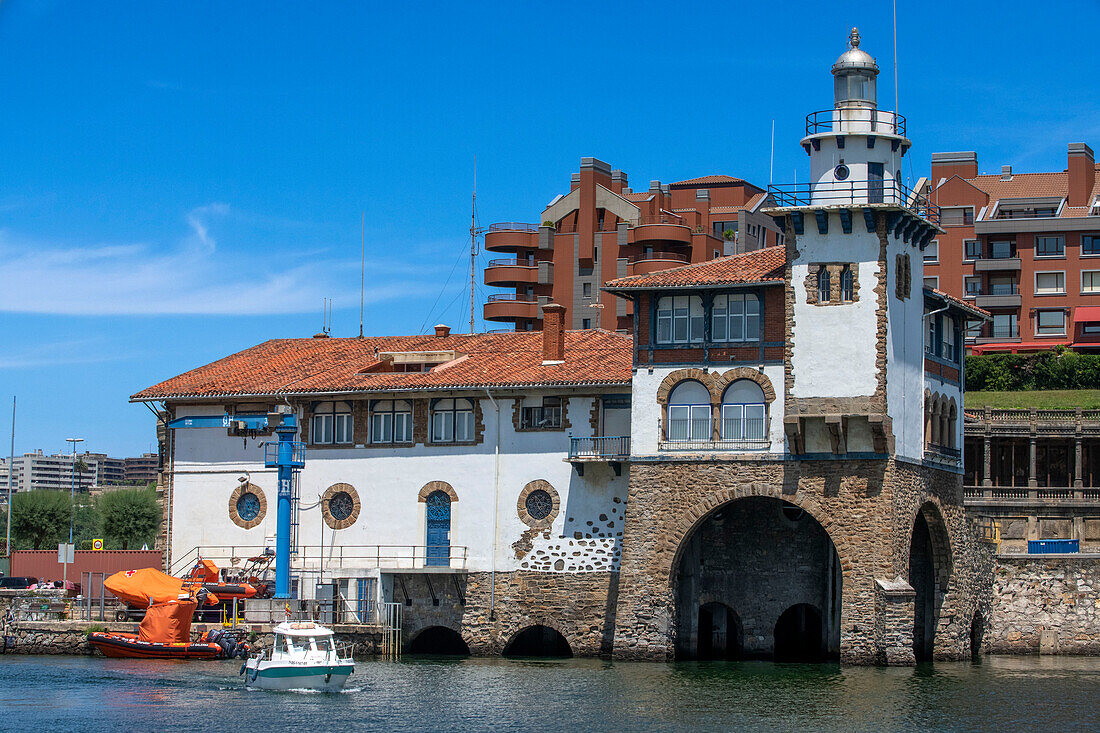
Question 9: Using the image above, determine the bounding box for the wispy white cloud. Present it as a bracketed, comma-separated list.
[0, 339, 133, 370]
[0, 204, 438, 316]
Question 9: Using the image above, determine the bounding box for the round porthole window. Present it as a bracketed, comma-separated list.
[322, 483, 361, 530]
[833, 164, 850, 181]
[525, 489, 553, 521]
[236, 492, 261, 521]
[229, 483, 266, 529]
[329, 491, 354, 522]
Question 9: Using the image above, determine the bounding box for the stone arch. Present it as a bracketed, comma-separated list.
[667, 486, 855, 580]
[321, 482, 361, 530]
[909, 499, 954, 662]
[418, 480, 458, 503]
[407, 625, 470, 655]
[712, 368, 776, 404]
[516, 479, 560, 530]
[502, 624, 573, 658]
[656, 368, 717, 406]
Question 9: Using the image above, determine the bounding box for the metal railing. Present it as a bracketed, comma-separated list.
[263, 441, 305, 468]
[986, 326, 1020, 339]
[486, 293, 538, 303]
[488, 222, 540, 233]
[569, 436, 630, 460]
[768, 178, 938, 224]
[635, 214, 689, 226]
[660, 437, 770, 451]
[804, 108, 906, 137]
[963, 486, 1100, 503]
[628, 251, 690, 263]
[487, 258, 536, 267]
[170, 544, 470, 577]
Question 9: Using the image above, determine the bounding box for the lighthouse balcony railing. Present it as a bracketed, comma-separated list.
[768, 179, 939, 225]
[805, 108, 906, 137]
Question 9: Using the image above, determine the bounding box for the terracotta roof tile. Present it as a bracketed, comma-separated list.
[133, 330, 632, 401]
[926, 288, 992, 320]
[953, 164, 1100, 217]
[669, 175, 746, 186]
[604, 246, 786, 290]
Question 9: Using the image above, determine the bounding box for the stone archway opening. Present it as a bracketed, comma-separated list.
[697, 602, 744, 660]
[909, 503, 952, 663]
[408, 626, 470, 656]
[673, 496, 842, 661]
[969, 611, 984, 661]
[502, 625, 573, 658]
[774, 604, 825, 662]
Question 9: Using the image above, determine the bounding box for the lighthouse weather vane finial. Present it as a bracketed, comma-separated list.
[849, 27, 860, 49]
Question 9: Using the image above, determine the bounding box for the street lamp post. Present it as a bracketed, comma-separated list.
[64, 437, 83, 584]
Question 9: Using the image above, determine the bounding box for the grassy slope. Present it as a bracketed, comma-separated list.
[965, 390, 1100, 410]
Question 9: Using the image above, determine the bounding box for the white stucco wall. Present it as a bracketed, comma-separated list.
[789, 224, 880, 398]
[167, 394, 628, 592]
[885, 234, 929, 462]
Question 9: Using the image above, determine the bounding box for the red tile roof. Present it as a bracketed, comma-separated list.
[942, 164, 1100, 217]
[604, 246, 786, 290]
[132, 330, 632, 401]
[670, 175, 746, 186]
[926, 288, 991, 320]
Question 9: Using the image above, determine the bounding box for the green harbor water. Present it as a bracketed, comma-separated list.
[3, 654, 1100, 732]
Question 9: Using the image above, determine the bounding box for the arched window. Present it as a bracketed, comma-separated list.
[655, 295, 704, 344]
[371, 399, 413, 444]
[431, 398, 475, 443]
[712, 293, 761, 343]
[817, 268, 831, 303]
[840, 266, 854, 302]
[720, 380, 767, 444]
[940, 399, 950, 450]
[311, 401, 352, 445]
[667, 380, 711, 442]
[947, 401, 958, 450]
[929, 397, 941, 446]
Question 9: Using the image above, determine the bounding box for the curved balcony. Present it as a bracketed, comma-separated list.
[484, 258, 539, 287]
[629, 251, 690, 276]
[483, 294, 540, 322]
[484, 223, 539, 253]
[804, 108, 906, 137]
[629, 219, 692, 247]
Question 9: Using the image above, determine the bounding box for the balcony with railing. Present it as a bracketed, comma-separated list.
[767, 178, 938, 224]
[484, 258, 540, 286]
[485, 223, 540, 253]
[974, 282, 1021, 308]
[483, 293, 541, 322]
[628, 250, 691, 275]
[804, 108, 906, 137]
[567, 435, 630, 475]
[629, 215, 693, 246]
[658, 417, 770, 452]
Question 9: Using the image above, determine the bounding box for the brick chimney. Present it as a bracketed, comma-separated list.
[541, 303, 566, 364]
[434, 324, 451, 338]
[1068, 143, 1095, 207]
[930, 151, 978, 182]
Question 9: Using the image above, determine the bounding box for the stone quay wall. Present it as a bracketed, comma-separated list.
[986, 555, 1100, 655]
[611, 457, 985, 664]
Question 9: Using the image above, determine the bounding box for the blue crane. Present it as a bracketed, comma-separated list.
[166, 408, 305, 598]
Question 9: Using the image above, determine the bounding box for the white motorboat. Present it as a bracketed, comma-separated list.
[242, 621, 354, 691]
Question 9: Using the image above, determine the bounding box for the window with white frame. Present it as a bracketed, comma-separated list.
[666, 380, 711, 443]
[964, 276, 981, 296]
[370, 400, 412, 444]
[1035, 236, 1065, 258]
[431, 398, 475, 442]
[964, 239, 982, 260]
[655, 295, 704, 344]
[1082, 271, 1100, 294]
[711, 293, 761, 342]
[720, 380, 767, 444]
[1084, 235, 1100, 257]
[924, 241, 939, 264]
[312, 401, 353, 445]
[1035, 271, 1066, 295]
[941, 316, 956, 362]
[941, 207, 974, 226]
[1036, 310, 1066, 336]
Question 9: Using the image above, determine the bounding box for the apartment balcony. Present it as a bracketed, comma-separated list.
[484, 259, 540, 287]
[483, 294, 540, 323]
[484, 223, 539, 253]
[974, 285, 1021, 308]
[974, 257, 1021, 272]
[628, 251, 690, 276]
[567, 435, 630, 475]
[629, 217, 693, 247]
[974, 326, 1020, 344]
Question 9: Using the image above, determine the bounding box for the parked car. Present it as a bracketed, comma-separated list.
[0, 577, 38, 590]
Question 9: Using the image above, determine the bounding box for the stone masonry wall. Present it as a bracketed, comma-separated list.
[612, 457, 984, 663]
[986, 555, 1100, 655]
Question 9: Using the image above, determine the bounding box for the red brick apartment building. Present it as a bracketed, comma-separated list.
[483, 158, 785, 333]
[926, 143, 1100, 353]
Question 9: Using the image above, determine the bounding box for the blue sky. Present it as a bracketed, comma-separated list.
[1, 0, 1098, 457]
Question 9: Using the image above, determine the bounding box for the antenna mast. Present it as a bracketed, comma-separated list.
[469, 158, 478, 334]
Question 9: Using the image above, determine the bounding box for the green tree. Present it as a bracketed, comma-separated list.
[97, 487, 159, 550]
[11, 490, 71, 550]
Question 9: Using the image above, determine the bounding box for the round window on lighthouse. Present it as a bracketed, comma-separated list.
[834, 164, 850, 181]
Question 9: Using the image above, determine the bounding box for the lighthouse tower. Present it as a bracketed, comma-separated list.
[768, 28, 940, 463]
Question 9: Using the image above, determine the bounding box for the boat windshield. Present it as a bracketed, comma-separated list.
[308, 636, 336, 653]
